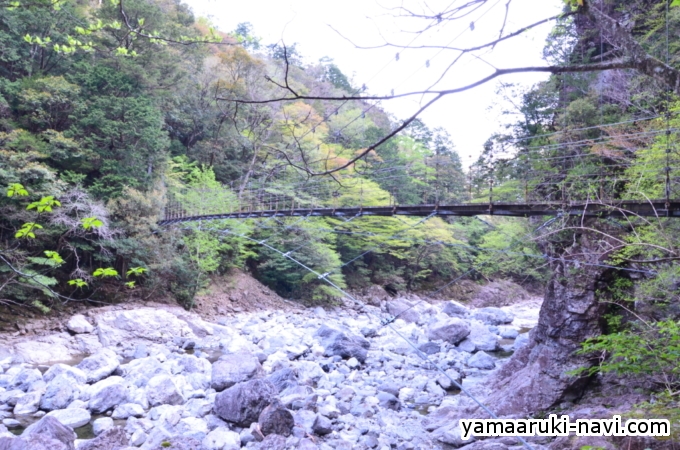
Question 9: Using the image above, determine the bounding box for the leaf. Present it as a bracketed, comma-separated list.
[126, 267, 147, 277]
[81, 217, 104, 230]
[6, 183, 28, 197]
[68, 279, 88, 288]
[15, 222, 42, 239]
[93, 267, 118, 277]
[125, 281, 136, 289]
[44, 250, 64, 265]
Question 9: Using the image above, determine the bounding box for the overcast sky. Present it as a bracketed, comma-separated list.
[184, 0, 563, 167]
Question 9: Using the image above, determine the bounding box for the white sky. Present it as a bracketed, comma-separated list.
[184, 0, 563, 167]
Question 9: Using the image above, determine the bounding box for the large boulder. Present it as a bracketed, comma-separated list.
[427, 317, 471, 344]
[146, 375, 184, 407]
[76, 426, 127, 450]
[442, 301, 470, 318]
[213, 379, 277, 427]
[40, 375, 77, 411]
[471, 307, 513, 325]
[467, 351, 496, 370]
[314, 325, 370, 363]
[211, 352, 263, 391]
[258, 401, 294, 437]
[75, 349, 119, 383]
[8, 367, 42, 392]
[1, 416, 77, 450]
[66, 315, 94, 334]
[87, 376, 127, 414]
[202, 427, 241, 450]
[465, 321, 499, 352]
[45, 408, 91, 429]
[95, 308, 198, 347]
[13, 334, 74, 365]
[42, 364, 86, 385]
[13, 391, 41, 415]
[121, 356, 168, 387]
[386, 299, 420, 323]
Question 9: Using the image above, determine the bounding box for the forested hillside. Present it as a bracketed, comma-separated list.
[0, 0, 544, 312]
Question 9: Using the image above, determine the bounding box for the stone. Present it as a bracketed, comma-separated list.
[8, 367, 42, 392]
[418, 342, 441, 355]
[427, 317, 470, 344]
[315, 325, 370, 363]
[77, 426, 129, 450]
[514, 332, 530, 351]
[121, 356, 167, 387]
[40, 375, 76, 411]
[258, 401, 294, 437]
[211, 351, 263, 391]
[386, 299, 420, 323]
[466, 321, 499, 352]
[471, 307, 513, 325]
[175, 417, 208, 441]
[45, 408, 91, 429]
[22, 415, 77, 450]
[311, 414, 332, 435]
[467, 351, 496, 370]
[265, 368, 297, 393]
[457, 339, 476, 353]
[202, 426, 241, 450]
[95, 308, 197, 347]
[258, 434, 286, 450]
[436, 369, 463, 390]
[75, 350, 119, 383]
[146, 375, 184, 407]
[442, 301, 470, 318]
[213, 379, 277, 427]
[92, 417, 113, 436]
[111, 403, 144, 419]
[87, 377, 127, 414]
[498, 326, 519, 339]
[376, 391, 401, 411]
[43, 365, 87, 385]
[66, 315, 94, 334]
[13, 391, 41, 415]
[13, 335, 73, 365]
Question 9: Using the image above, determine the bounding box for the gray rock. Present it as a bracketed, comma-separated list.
[265, 368, 297, 393]
[21, 415, 77, 450]
[202, 426, 241, 450]
[66, 315, 94, 334]
[213, 379, 277, 427]
[467, 351, 496, 370]
[467, 321, 499, 352]
[471, 307, 513, 325]
[457, 339, 476, 353]
[418, 342, 441, 355]
[442, 301, 470, 318]
[94, 308, 198, 347]
[75, 350, 119, 383]
[258, 402, 294, 437]
[498, 326, 519, 339]
[45, 408, 91, 429]
[77, 427, 127, 450]
[42, 365, 87, 386]
[427, 317, 471, 344]
[92, 417, 113, 436]
[258, 434, 286, 450]
[87, 377, 127, 414]
[315, 325, 370, 363]
[146, 375, 184, 407]
[211, 351, 263, 391]
[377, 382, 400, 397]
[311, 414, 332, 435]
[13, 391, 41, 415]
[386, 299, 420, 323]
[8, 367, 42, 392]
[40, 375, 76, 411]
[514, 332, 530, 351]
[120, 356, 167, 387]
[436, 369, 463, 390]
[376, 391, 400, 411]
[111, 403, 144, 419]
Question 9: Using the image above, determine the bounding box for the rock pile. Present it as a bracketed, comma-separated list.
[0, 298, 538, 449]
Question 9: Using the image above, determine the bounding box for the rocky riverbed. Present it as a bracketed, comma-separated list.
[0, 295, 540, 450]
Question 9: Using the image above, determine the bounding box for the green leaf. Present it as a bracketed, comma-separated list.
[68, 279, 88, 288]
[126, 267, 147, 277]
[93, 267, 118, 277]
[26, 196, 61, 213]
[125, 281, 136, 289]
[81, 217, 104, 230]
[6, 183, 28, 197]
[15, 222, 43, 239]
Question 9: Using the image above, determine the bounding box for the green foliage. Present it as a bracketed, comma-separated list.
[81, 217, 103, 230]
[68, 278, 87, 288]
[26, 195, 60, 212]
[15, 222, 42, 238]
[6, 183, 28, 197]
[93, 267, 118, 277]
[126, 267, 147, 277]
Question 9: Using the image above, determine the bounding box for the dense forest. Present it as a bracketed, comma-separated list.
[3, 0, 680, 425]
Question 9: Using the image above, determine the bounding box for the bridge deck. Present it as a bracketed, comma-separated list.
[158, 200, 680, 225]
